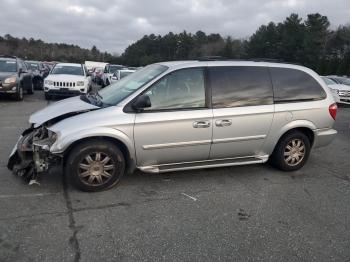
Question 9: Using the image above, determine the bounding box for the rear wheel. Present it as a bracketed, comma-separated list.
[270, 131, 311, 171]
[65, 140, 126, 192]
[27, 82, 34, 94]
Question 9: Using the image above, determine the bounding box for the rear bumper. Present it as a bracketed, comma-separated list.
[313, 128, 337, 148]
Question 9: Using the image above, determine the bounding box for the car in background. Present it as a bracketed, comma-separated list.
[25, 60, 47, 90]
[101, 64, 126, 87]
[321, 77, 340, 103]
[92, 67, 104, 84]
[111, 69, 136, 83]
[0, 55, 33, 100]
[43, 63, 91, 100]
[323, 76, 350, 104]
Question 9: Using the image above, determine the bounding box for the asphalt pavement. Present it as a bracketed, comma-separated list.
[0, 91, 349, 262]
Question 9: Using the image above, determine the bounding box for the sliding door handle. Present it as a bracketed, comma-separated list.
[193, 121, 211, 128]
[215, 119, 232, 127]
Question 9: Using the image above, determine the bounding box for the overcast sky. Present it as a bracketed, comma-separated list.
[1, 0, 349, 54]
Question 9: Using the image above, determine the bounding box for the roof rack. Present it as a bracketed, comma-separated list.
[0, 55, 17, 59]
[197, 56, 301, 65]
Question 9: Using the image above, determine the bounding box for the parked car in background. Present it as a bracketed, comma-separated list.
[8, 60, 337, 191]
[110, 69, 136, 83]
[323, 76, 350, 104]
[92, 67, 104, 84]
[25, 60, 47, 89]
[321, 76, 340, 103]
[0, 55, 33, 100]
[43, 63, 91, 100]
[101, 64, 126, 87]
[85, 61, 108, 73]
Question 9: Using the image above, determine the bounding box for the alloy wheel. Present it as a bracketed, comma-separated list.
[284, 139, 305, 166]
[77, 152, 115, 186]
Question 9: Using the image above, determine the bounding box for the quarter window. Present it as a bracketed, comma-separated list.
[270, 67, 326, 102]
[209, 66, 273, 108]
[144, 68, 206, 110]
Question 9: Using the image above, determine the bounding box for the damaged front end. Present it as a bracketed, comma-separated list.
[7, 125, 61, 185]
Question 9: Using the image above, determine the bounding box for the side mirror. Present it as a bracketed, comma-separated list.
[132, 94, 151, 111]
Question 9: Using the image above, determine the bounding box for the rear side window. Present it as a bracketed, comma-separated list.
[270, 67, 326, 103]
[209, 66, 273, 108]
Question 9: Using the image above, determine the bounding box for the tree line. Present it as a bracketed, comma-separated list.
[1, 13, 349, 75]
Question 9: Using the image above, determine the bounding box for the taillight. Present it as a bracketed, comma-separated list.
[329, 103, 337, 120]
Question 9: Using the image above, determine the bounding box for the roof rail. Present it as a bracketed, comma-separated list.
[196, 56, 301, 65]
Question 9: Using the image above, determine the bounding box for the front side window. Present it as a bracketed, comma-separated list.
[209, 66, 273, 108]
[144, 68, 206, 110]
[270, 67, 326, 102]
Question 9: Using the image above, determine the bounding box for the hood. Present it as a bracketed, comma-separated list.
[46, 74, 85, 82]
[328, 84, 350, 91]
[0, 72, 16, 81]
[29, 96, 99, 127]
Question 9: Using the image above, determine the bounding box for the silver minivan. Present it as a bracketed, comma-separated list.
[8, 60, 338, 191]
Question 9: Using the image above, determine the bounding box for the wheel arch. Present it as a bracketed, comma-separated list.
[60, 134, 136, 175]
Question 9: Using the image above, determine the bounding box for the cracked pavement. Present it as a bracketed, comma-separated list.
[0, 92, 349, 262]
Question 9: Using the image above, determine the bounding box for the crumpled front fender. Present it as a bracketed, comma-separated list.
[49, 127, 135, 160]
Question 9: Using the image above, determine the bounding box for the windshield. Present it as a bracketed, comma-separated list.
[51, 65, 84, 76]
[120, 71, 134, 78]
[322, 77, 336, 85]
[98, 64, 168, 105]
[335, 77, 350, 86]
[27, 62, 39, 70]
[108, 65, 124, 74]
[0, 60, 17, 72]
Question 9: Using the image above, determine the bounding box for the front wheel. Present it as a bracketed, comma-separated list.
[65, 140, 126, 192]
[14, 86, 23, 101]
[270, 131, 311, 171]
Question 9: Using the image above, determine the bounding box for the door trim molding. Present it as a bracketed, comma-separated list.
[142, 139, 211, 150]
[212, 135, 266, 144]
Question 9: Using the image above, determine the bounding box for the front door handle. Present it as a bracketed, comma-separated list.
[215, 119, 232, 127]
[193, 121, 211, 128]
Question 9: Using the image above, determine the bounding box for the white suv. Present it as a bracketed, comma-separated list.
[44, 63, 91, 99]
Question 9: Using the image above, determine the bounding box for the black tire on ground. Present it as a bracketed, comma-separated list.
[106, 79, 110, 86]
[44, 93, 51, 100]
[13, 85, 23, 101]
[34, 78, 43, 90]
[27, 82, 34, 94]
[270, 131, 311, 171]
[65, 139, 126, 192]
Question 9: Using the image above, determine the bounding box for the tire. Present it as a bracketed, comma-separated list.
[65, 140, 126, 192]
[270, 131, 311, 171]
[27, 82, 34, 94]
[44, 93, 51, 100]
[14, 86, 23, 101]
[106, 79, 110, 86]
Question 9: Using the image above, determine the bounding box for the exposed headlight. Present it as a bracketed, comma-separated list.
[48, 129, 57, 141]
[45, 80, 54, 85]
[77, 81, 85, 86]
[4, 76, 17, 84]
